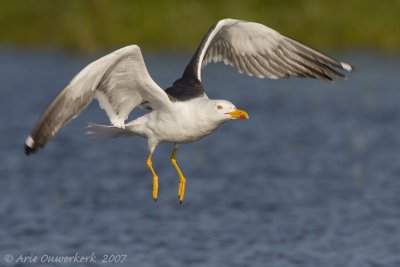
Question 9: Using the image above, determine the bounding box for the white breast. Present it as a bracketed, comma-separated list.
[145, 98, 220, 144]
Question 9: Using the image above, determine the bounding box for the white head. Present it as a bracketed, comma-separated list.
[208, 100, 249, 123]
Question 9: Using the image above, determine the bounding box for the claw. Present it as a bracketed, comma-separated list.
[147, 152, 159, 202]
[152, 175, 158, 201]
[178, 177, 185, 203]
[171, 146, 187, 203]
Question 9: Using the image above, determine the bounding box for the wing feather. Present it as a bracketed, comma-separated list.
[183, 18, 353, 82]
[25, 45, 169, 154]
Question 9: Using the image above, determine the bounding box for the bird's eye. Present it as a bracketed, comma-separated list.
[217, 105, 223, 110]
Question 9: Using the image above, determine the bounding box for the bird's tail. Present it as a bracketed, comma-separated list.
[86, 123, 132, 139]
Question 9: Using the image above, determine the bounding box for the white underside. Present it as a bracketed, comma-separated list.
[87, 97, 230, 150]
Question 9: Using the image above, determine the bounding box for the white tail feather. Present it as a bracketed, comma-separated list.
[86, 123, 132, 139]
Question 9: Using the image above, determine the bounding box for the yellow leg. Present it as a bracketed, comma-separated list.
[146, 152, 158, 201]
[170, 146, 186, 203]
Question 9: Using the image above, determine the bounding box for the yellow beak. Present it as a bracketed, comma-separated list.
[226, 108, 249, 120]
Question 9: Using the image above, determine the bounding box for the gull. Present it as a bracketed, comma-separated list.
[24, 18, 353, 203]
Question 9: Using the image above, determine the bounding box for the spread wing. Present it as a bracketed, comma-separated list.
[25, 45, 170, 154]
[182, 18, 353, 82]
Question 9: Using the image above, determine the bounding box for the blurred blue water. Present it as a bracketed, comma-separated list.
[1, 48, 400, 267]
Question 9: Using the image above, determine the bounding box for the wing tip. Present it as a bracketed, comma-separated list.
[24, 135, 38, 155]
[341, 62, 354, 72]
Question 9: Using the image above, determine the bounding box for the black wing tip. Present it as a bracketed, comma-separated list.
[24, 136, 38, 155]
[24, 145, 37, 155]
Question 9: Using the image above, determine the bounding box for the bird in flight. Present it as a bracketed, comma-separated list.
[25, 18, 353, 203]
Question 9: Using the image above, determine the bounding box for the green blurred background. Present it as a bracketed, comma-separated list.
[0, 0, 399, 53]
